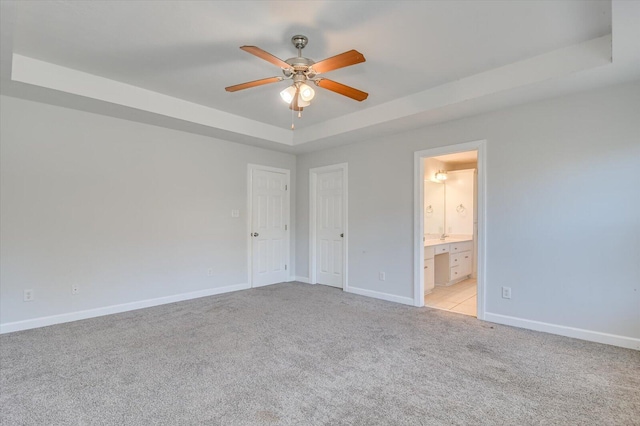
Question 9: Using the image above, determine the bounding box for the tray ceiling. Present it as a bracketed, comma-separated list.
[1, 1, 638, 152]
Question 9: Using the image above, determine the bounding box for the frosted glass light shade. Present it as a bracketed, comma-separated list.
[299, 83, 315, 102]
[280, 86, 297, 104]
[435, 171, 448, 181]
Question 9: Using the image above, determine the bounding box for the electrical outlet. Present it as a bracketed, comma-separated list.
[24, 289, 34, 302]
[379, 272, 386, 281]
[72, 285, 79, 295]
[207, 268, 214, 276]
[231, 210, 240, 218]
[502, 286, 512, 299]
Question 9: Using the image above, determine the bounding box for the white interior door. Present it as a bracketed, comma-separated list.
[316, 170, 344, 288]
[251, 169, 289, 287]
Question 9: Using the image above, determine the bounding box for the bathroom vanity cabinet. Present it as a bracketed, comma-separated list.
[424, 246, 435, 294]
[424, 239, 473, 287]
[423, 167, 475, 292]
[438, 241, 473, 284]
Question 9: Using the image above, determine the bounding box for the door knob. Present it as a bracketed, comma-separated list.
[340, 233, 344, 238]
[252, 232, 259, 237]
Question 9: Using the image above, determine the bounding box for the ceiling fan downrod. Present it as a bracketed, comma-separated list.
[291, 35, 308, 57]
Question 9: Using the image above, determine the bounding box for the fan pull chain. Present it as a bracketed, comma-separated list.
[291, 104, 295, 130]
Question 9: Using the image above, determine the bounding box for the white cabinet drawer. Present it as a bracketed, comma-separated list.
[424, 246, 435, 260]
[450, 241, 472, 253]
[460, 253, 472, 276]
[451, 253, 472, 277]
[450, 252, 463, 266]
[434, 244, 450, 255]
[424, 258, 435, 292]
[449, 265, 462, 281]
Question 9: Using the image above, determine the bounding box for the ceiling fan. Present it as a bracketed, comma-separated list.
[225, 35, 368, 116]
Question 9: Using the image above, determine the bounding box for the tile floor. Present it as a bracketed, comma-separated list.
[424, 278, 477, 317]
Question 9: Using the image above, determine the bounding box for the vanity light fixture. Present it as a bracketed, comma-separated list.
[434, 170, 448, 181]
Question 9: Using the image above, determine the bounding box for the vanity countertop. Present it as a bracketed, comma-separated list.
[424, 237, 472, 247]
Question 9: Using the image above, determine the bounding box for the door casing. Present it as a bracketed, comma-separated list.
[414, 140, 486, 319]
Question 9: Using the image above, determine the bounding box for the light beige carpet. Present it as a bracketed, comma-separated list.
[1, 282, 639, 425]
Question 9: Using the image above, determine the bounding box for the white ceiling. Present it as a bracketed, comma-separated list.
[434, 151, 478, 166]
[1, 1, 638, 153]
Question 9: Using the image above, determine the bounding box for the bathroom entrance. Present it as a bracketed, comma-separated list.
[424, 152, 477, 316]
[413, 140, 486, 319]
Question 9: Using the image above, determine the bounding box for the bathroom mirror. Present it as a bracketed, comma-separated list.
[424, 180, 445, 235]
[424, 169, 475, 238]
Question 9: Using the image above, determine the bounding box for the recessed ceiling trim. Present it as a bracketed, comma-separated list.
[7, 29, 623, 150]
[292, 35, 612, 146]
[11, 54, 294, 146]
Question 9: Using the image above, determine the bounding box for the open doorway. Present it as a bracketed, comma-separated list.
[423, 152, 478, 316]
[413, 140, 486, 319]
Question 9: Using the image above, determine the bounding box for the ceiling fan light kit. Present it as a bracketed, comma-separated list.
[279, 86, 297, 104]
[299, 83, 315, 102]
[225, 35, 368, 128]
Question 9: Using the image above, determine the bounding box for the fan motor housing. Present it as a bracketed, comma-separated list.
[285, 56, 314, 72]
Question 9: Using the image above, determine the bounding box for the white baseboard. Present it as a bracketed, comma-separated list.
[0, 283, 250, 334]
[484, 312, 640, 351]
[346, 286, 415, 306]
[294, 276, 311, 284]
[251, 281, 283, 288]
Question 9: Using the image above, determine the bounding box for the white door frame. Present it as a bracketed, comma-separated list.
[309, 163, 348, 290]
[247, 164, 292, 288]
[414, 140, 487, 319]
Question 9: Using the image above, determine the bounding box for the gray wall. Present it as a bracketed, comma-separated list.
[296, 82, 640, 339]
[2, 82, 639, 342]
[0, 95, 296, 324]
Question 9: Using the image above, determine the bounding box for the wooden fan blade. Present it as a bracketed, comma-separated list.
[240, 46, 291, 69]
[311, 50, 365, 74]
[225, 77, 281, 92]
[316, 79, 368, 101]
